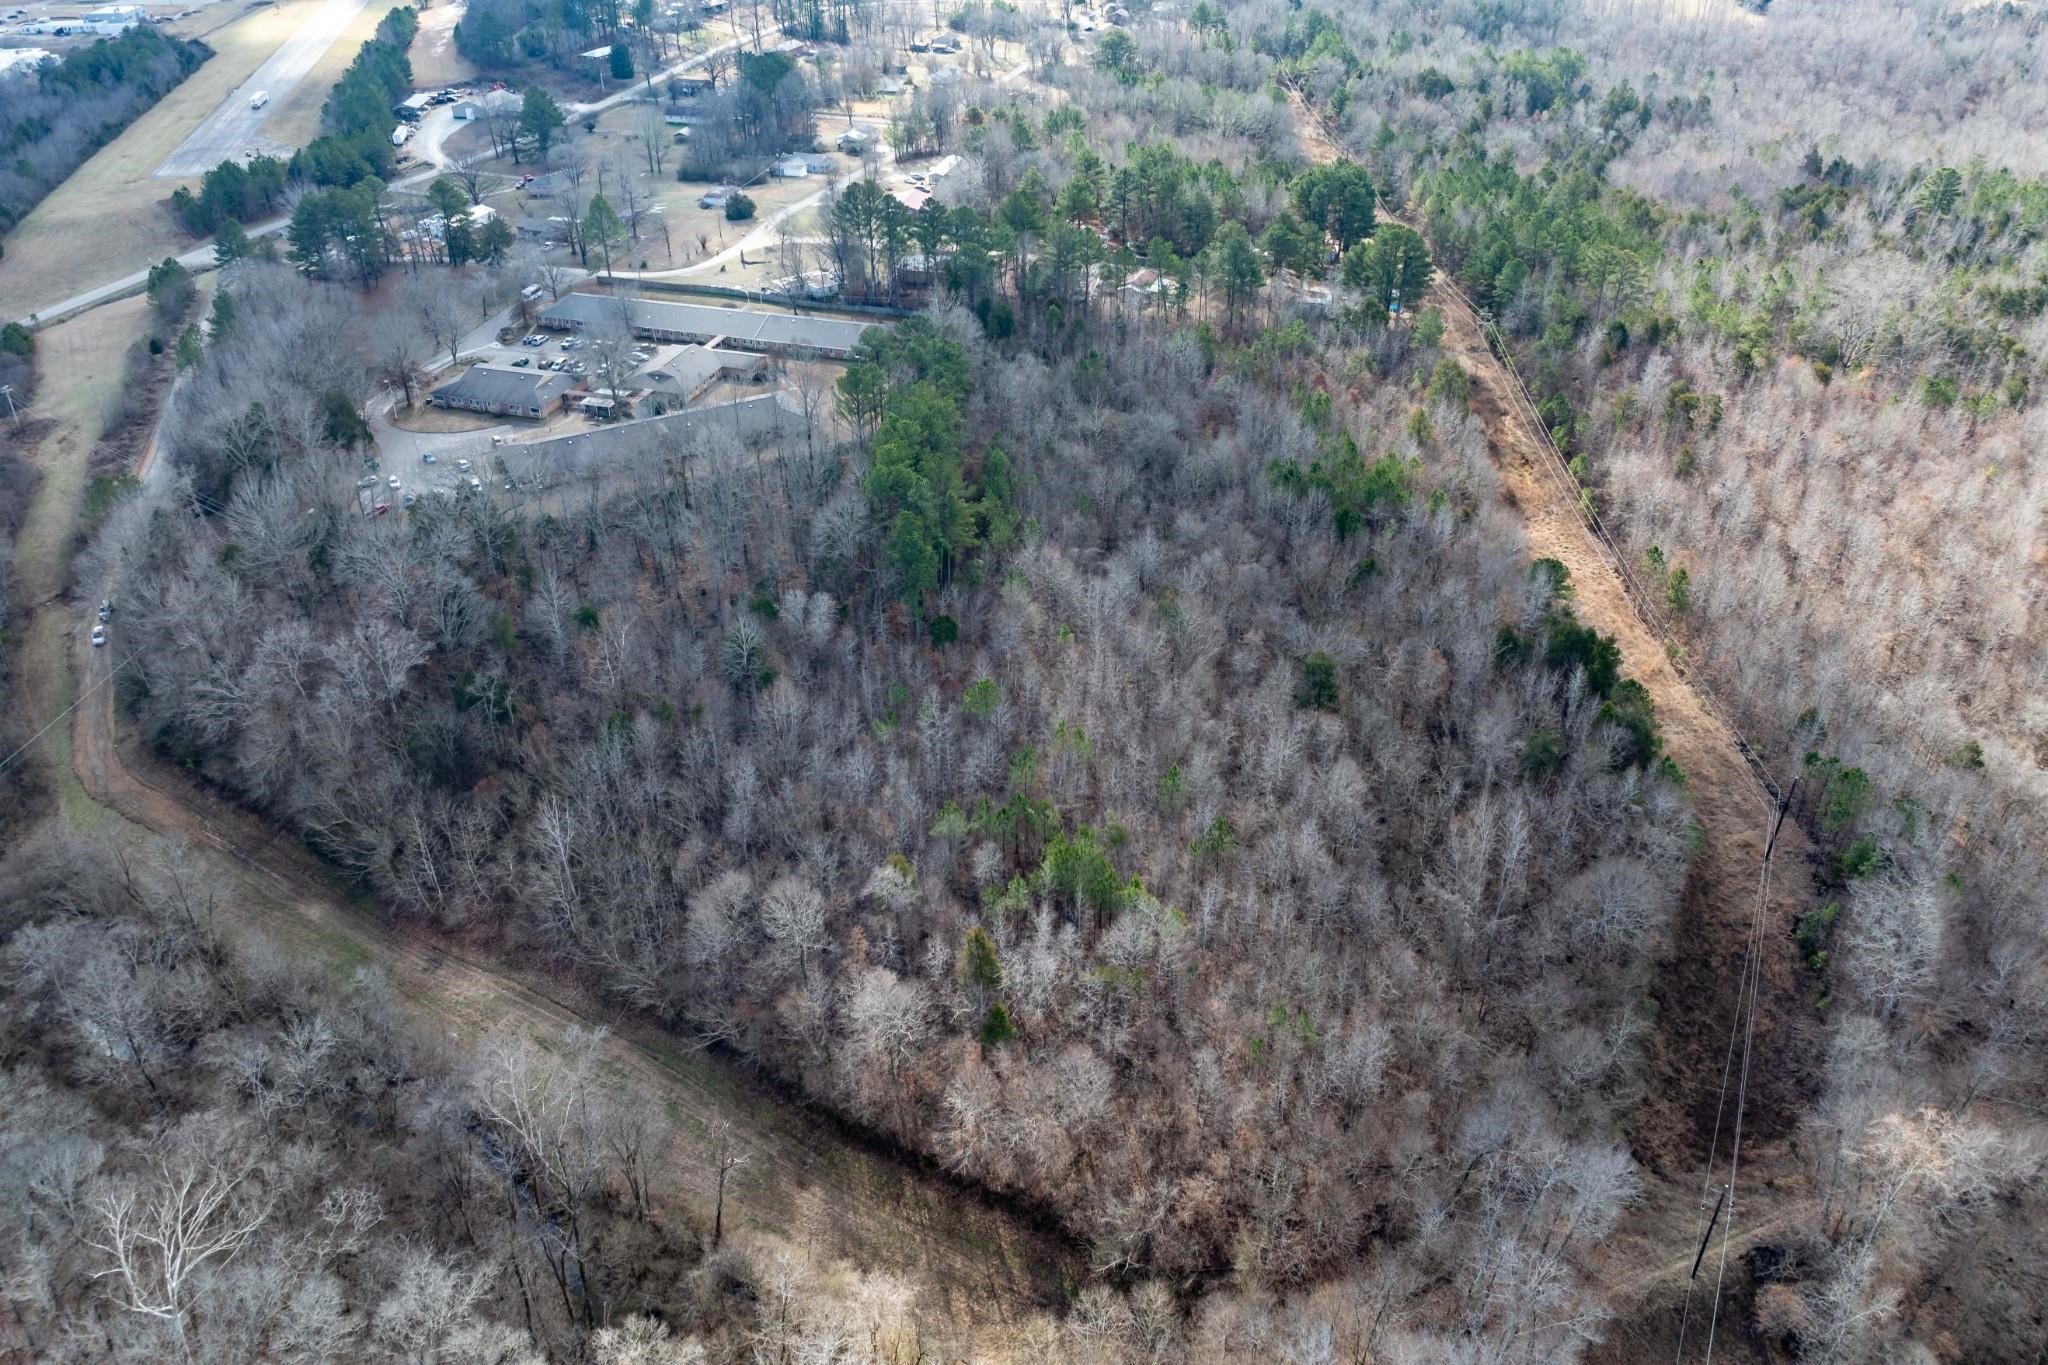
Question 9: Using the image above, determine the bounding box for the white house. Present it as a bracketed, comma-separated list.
[772, 156, 810, 178]
[77, 4, 141, 29]
[453, 89, 520, 121]
[0, 48, 55, 80]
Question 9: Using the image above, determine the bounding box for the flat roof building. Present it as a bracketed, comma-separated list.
[494, 393, 799, 485]
[540, 293, 877, 359]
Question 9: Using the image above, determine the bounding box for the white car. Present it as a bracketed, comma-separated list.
[91, 624, 107, 648]
[455, 458, 472, 472]
[387, 475, 402, 489]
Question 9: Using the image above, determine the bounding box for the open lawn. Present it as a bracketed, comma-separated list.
[388, 402, 502, 433]
[0, 0, 324, 319]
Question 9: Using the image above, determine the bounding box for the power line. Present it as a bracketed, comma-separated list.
[0, 643, 141, 779]
[1701, 784, 1795, 1364]
[1292, 77, 1802, 1359]
[1675, 783, 1782, 1361]
[1288, 74, 1783, 814]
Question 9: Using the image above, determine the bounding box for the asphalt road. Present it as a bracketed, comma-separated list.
[155, 0, 373, 176]
[12, 156, 447, 328]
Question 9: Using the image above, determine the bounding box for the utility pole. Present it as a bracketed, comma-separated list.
[1690, 1187, 1727, 1280]
[0, 383, 18, 427]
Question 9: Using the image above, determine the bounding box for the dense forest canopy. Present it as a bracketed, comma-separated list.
[7, 0, 2047, 1360]
[0, 26, 207, 235]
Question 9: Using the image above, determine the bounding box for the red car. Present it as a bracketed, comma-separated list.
[371, 502, 390, 517]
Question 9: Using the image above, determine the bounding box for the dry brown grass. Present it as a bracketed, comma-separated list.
[258, 0, 388, 149]
[0, 0, 333, 317]
[406, 0, 479, 89]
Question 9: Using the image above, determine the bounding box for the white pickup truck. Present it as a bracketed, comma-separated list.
[248, 90, 269, 109]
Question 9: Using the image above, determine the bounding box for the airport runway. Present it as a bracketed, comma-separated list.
[155, 0, 372, 177]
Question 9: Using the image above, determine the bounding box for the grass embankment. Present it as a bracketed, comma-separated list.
[0, 0, 328, 316]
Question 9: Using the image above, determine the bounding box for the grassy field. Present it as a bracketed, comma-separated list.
[407, 0, 479, 88]
[12, 294, 154, 827]
[0, 0, 327, 317]
[259, 0, 390, 149]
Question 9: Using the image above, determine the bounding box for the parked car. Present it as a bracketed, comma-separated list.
[402, 492, 418, 508]
[522, 334, 546, 346]
[387, 475, 402, 489]
[511, 356, 531, 367]
[91, 624, 107, 647]
[358, 476, 379, 489]
[98, 599, 113, 622]
[370, 502, 390, 517]
[467, 477, 483, 491]
[422, 451, 437, 464]
[456, 458, 472, 472]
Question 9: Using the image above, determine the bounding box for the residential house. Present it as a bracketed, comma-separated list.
[454, 89, 519, 121]
[895, 252, 949, 290]
[772, 156, 811, 178]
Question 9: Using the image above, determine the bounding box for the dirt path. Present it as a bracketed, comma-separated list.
[1290, 85, 1815, 1320]
[1433, 289, 1816, 1162]
[13, 321, 1077, 1351]
[69, 672, 1078, 1332]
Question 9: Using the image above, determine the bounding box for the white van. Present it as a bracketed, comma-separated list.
[248, 90, 269, 109]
